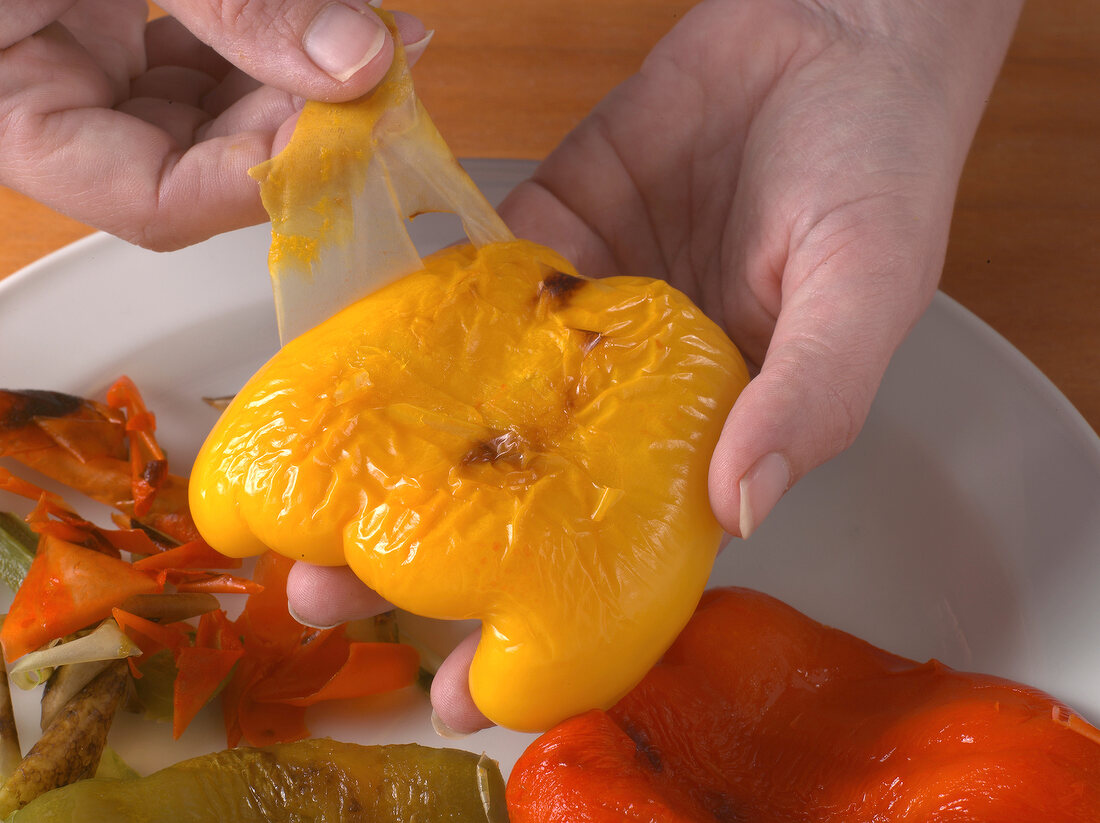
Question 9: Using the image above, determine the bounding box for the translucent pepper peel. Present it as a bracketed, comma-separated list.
[189, 10, 750, 731]
[249, 10, 511, 344]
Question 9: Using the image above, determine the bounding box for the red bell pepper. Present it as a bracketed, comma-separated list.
[508, 587, 1100, 822]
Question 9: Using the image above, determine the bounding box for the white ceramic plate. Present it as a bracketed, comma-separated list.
[2, 158, 1099, 780]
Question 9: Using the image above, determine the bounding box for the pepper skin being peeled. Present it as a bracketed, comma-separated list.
[189, 240, 749, 732]
[507, 587, 1100, 822]
[189, 6, 749, 733]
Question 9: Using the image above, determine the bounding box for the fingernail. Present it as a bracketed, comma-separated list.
[287, 602, 339, 630]
[403, 29, 434, 64]
[431, 709, 470, 740]
[738, 452, 790, 539]
[304, 3, 388, 82]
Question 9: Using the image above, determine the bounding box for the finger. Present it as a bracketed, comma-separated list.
[270, 109, 303, 157]
[200, 68, 265, 118]
[496, 177, 621, 278]
[252, 17, 429, 156]
[708, 211, 942, 538]
[285, 562, 393, 628]
[389, 11, 431, 65]
[130, 66, 218, 106]
[156, 0, 400, 102]
[0, 10, 430, 249]
[144, 15, 233, 79]
[0, 24, 254, 247]
[0, 0, 75, 49]
[430, 632, 493, 736]
[116, 98, 210, 148]
[57, 0, 147, 99]
[196, 84, 299, 143]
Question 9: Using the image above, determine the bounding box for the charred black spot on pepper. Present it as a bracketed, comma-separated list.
[462, 431, 524, 466]
[573, 328, 603, 353]
[0, 389, 84, 430]
[701, 789, 741, 821]
[538, 269, 585, 304]
[463, 441, 500, 465]
[620, 719, 662, 773]
[141, 459, 168, 489]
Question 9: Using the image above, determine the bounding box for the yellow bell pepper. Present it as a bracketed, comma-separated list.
[189, 10, 750, 731]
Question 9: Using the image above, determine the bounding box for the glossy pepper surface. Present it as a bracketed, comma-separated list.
[507, 587, 1100, 822]
[11, 739, 507, 822]
[190, 240, 749, 731]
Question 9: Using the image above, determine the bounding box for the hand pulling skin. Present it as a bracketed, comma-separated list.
[187, 10, 749, 732]
[507, 587, 1100, 822]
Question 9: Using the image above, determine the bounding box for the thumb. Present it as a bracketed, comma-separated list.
[157, 0, 414, 101]
[709, 236, 941, 539]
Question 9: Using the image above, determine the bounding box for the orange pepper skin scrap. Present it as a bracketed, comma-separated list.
[507, 587, 1100, 822]
[0, 534, 160, 662]
[0, 384, 200, 544]
[217, 551, 419, 748]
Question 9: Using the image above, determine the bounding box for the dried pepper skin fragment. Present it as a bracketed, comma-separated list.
[190, 240, 749, 731]
[0, 534, 160, 662]
[507, 587, 1100, 822]
[0, 384, 200, 543]
[9, 740, 508, 822]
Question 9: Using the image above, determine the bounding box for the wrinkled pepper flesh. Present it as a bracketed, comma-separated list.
[10, 739, 507, 823]
[188, 10, 749, 731]
[191, 241, 748, 732]
[507, 587, 1100, 822]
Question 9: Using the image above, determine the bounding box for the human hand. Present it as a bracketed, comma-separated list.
[286, 0, 1022, 734]
[0, 0, 427, 250]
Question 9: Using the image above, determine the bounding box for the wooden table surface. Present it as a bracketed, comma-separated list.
[1, 0, 1097, 436]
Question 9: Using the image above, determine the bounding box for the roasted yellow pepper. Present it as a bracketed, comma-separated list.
[191, 240, 747, 731]
[189, 10, 750, 732]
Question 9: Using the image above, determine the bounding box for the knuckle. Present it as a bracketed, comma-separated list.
[124, 198, 186, 252]
[821, 377, 869, 453]
[768, 333, 875, 460]
[213, 0, 296, 45]
[0, 1, 72, 50]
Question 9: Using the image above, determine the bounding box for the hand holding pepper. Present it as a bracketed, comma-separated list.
[287, 0, 1025, 735]
[1, 0, 1029, 742]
